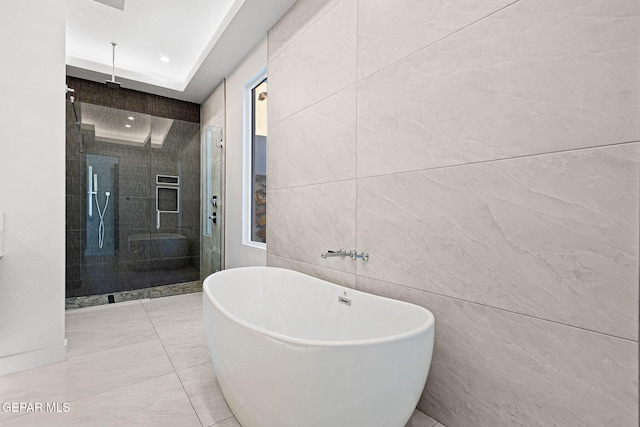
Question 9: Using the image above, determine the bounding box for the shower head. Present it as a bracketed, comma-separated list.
[105, 42, 121, 89]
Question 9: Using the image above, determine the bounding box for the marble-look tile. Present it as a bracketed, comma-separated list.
[0, 373, 201, 427]
[404, 409, 439, 427]
[357, 144, 639, 339]
[269, 85, 356, 189]
[357, 276, 639, 427]
[209, 417, 241, 427]
[268, 0, 340, 61]
[0, 339, 174, 416]
[65, 300, 149, 331]
[149, 309, 210, 372]
[268, 0, 356, 125]
[268, 180, 357, 273]
[141, 291, 202, 317]
[267, 254, 356, 288]
[357, 0, 515, 79]
[144, 297, 203, 328]
[357, 0, 640, 177]
[177, 362, 233, 427]
[65, 318, 158, 358]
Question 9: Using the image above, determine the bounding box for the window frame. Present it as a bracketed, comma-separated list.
[242, 67, 267, 250]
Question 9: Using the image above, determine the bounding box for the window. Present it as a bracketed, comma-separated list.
[243, 68, 267, 248]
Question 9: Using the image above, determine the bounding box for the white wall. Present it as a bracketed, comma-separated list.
[267, 0, 639, 426]
[0, 0, 67, 375]
[224, 37, 268, 268]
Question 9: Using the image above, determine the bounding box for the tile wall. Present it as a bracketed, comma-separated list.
[266, 0, 639, 425]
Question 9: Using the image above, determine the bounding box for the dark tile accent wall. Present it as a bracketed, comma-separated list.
[66, 77, 200, 123]
[65, 77, 201, 300]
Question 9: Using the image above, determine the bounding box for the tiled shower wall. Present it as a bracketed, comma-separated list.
[266, 0, 639, 426]
[66, 77, 201, 299]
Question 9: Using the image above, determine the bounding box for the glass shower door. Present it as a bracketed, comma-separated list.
[65, 100, 203, 308]
[201, 125, 224, 279]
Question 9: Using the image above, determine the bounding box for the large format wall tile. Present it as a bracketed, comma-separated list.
[357, 0, 640, 178]
[357, 144, 639, 339]
[268, 180, 356, 273]
[356, 276, 638, 427]
[357, 0, 515, 79]
[268, 254, 356, 288]
[267, 0, 640, 425]
[269, 85, 356, 189]
[268, 0, 356, 125]
[268, 0, 340, 61]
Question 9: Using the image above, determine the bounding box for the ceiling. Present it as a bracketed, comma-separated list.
[66, 0, 296, 103]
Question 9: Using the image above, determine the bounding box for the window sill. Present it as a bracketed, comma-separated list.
[242, 241, 266, 251]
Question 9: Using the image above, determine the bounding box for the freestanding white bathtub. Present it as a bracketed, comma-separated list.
[203, 267, 435, 427]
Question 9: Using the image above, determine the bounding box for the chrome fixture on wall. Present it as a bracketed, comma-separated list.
[208, 196, 218, 225]
[87, 165, 111, 249]
[321, 248, 369, 262]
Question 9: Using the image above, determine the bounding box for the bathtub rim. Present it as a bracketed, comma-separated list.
[203, 266, 435, 348]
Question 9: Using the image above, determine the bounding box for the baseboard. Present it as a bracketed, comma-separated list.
[0, 340, 67, 376]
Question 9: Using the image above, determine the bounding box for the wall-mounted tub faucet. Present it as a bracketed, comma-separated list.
[350, 251, 369, 262]
[321, 249, 369, 262]
[321, 248, 351, 258]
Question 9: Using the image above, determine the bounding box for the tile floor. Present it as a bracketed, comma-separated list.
[0, 292, 445, 427]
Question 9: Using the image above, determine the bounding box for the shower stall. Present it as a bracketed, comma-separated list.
[65, 82, 223, 308]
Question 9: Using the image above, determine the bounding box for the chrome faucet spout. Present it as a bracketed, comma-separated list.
[321, 248, 351, 258]
[321, 248, 369, 262]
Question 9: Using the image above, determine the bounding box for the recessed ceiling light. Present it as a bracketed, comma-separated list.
[159, 56, 170, 63]
[125, 124, 132, 128]
[127, 116, 134, 120]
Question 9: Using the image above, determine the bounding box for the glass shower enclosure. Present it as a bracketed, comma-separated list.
[65, 98, 222, 308]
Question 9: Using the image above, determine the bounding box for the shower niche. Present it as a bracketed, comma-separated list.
[156, 175, 180, 214]
[65, 84, 209, 308]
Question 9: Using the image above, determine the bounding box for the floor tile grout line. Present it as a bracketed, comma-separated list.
[140, 301, 207, 427]
[10, 379, 234, 427]
[1, 369, 182, 425]
[209, 414, 237, 427]
[51, 306, 184, 414]
[3, 297, 208, 426]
